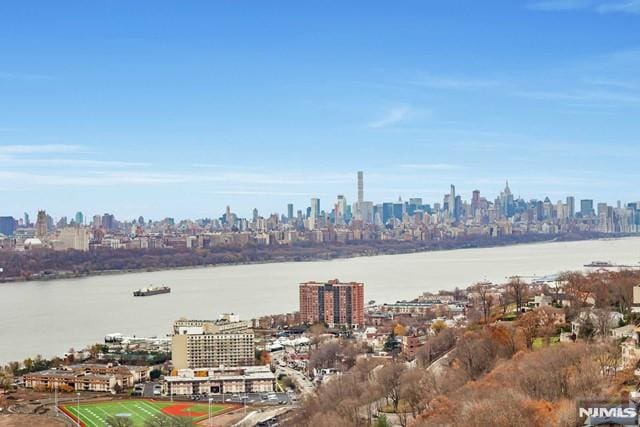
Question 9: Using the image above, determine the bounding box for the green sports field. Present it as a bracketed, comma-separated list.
[59, 399, 228, 427]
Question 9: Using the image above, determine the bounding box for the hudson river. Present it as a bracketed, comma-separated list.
[1, 237, 639, 363]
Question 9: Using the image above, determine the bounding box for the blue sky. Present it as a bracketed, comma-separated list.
[1, 1, 639, 220]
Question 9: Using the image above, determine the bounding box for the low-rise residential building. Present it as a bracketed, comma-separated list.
[23, 363, 150, 392]
[164, 365, 275, 396]
[402, 334, 427, 359]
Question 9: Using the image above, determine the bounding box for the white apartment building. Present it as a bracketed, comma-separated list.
[171, 314, 255, 370]
[164, 365, 275, 396]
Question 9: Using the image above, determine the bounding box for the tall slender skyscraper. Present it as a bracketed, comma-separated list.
[566, 196, 575, 219]
[310, 198, 320, 218]
[450, 184, 456, 220]
[357, 171, 364, 203]
[287, 203, 294, 220]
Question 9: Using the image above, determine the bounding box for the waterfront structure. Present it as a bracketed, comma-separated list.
[171, 314, 255, 370]
[299, 279, 365, 327]
[164, 365, 275, 396]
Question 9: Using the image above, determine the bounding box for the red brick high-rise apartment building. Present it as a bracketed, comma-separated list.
[299, 279, 364, 327]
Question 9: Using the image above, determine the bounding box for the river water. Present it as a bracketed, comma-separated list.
[1, 237, 639, 363]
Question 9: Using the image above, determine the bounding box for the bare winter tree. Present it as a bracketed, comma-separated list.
[506, 276, 529, 313]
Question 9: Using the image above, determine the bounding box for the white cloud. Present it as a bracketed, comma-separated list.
[582, 78, 639, 89]
[527, 0, 640, 13]
[411, 76, 503, 90]
[597, 0, 640, 13]
[368, 106, 411, 128]
[527, 0, 592, 10]
[0, 144, 84, 155]
[0, 158, 150, 168]
[0, 72, 53, 81]
[511, 88, 640, 105]
[399, 163, 464, 171]
[205, 190, 314, 197]
[0, 169, 355, 188]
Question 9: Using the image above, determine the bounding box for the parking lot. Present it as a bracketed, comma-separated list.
[177, 391, 291, 405]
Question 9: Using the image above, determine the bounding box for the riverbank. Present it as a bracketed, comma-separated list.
[2, 236, 640, 363]
[0, 232, 636, 284]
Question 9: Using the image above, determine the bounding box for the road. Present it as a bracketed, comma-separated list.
[426, 348, 454, 377]
[232, 407, 292, 427]
[271, 351, 314, 396]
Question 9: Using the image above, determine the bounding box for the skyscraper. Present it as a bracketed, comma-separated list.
[335, 195, 347, 225]
[309, 197, 320, 229]
[566, 197, 575, 219]
[471, 190, 481, 215]
[382, 202, 394, 224]
[500, 181, 514, 217]
[23, 212, 30, 227]
[101, 213, 115, 231]
[310, 198, 320, 218]
[287, 203, 294, 220]
[74, 211, 84, 225]
[0, 216, 16, 237]
[357, 171, 364, 203]
[36, 210, 48, 237]
[581, 199, 594, 217]
[450, 184, 456, 220]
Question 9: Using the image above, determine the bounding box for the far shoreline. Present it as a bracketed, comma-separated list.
[1, 232, 638, 286]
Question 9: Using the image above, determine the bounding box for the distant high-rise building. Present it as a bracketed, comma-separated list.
[382, 202, 394, 224]
[224, 205, 234, 226]
[454, 195, 462, 220]
[0, 216, 16, 236]
[57, 226, 90, 251]
[354, 171, 372, 222]
[101, 213, 115, 231]
[393, 202, 404, 220]
[335, 195, 347, 225]
[56, 216, 68, 229]
[308, 197, 320, 229]
[580, 199, 594, 217]
[23, 212, 30, 227]
[36, 210, 48, 237]
[299, 279, 365, 327]
[252, 208, 259, 222]
[450, 184, 456, 219]
[74, 211, 84, 225]
[310, 198, 320, 218]
[287, 203, 294, 220]
[500, 181, 514, 217]
[566, 197, 575, 219]
[472, 190, 481, 215]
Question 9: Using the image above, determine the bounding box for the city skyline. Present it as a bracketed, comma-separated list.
[1, 172, 638, 224]
[1, 2, 639, 217]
